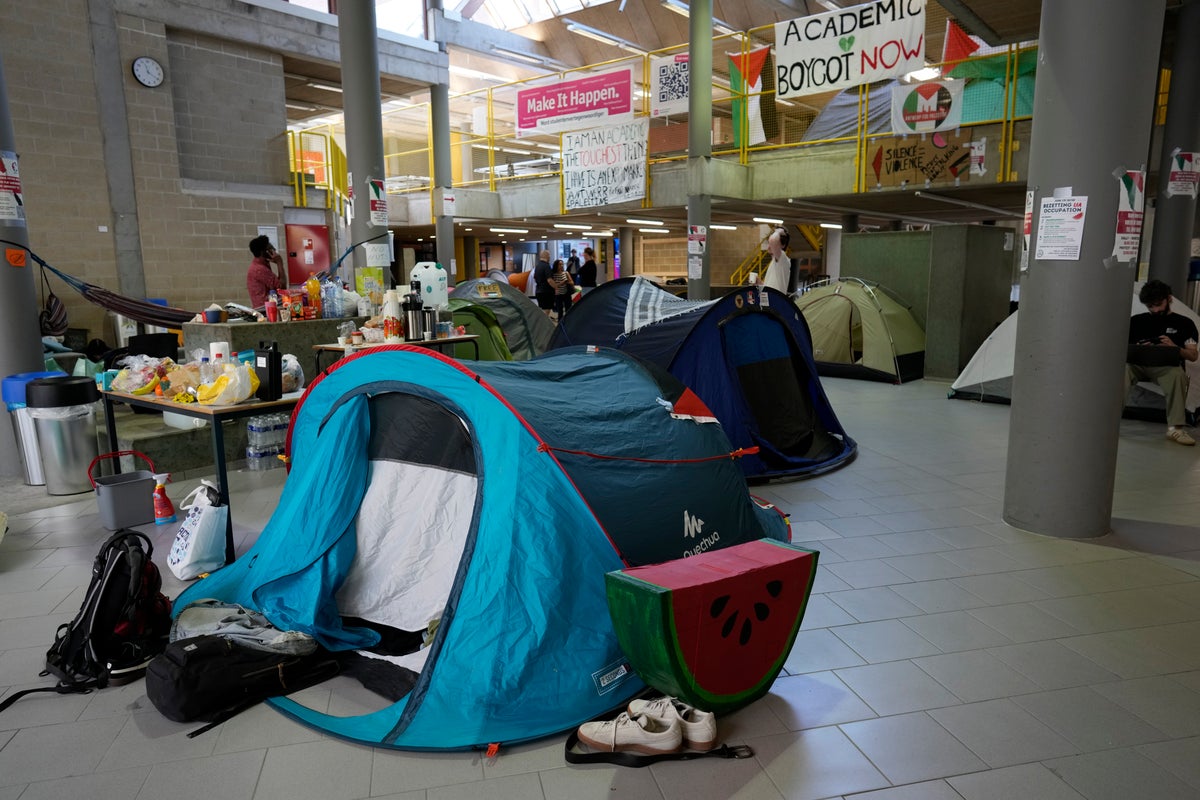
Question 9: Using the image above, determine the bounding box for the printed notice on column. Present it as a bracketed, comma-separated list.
[1035, 196, 1087, 261]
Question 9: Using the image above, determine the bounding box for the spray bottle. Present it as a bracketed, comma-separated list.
[152, 473, 177, 525]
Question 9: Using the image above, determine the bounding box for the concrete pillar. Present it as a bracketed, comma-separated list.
[338, 3, 391, 294]
[1148, 0, 1200, 290]
[1004, 0, 1167, 538]
[685, 0, 713, 301]
[427, 0, 455, 277]
[463, 235, 479, 277]
[619, 227, 634, 277]
[0, 51, 47, 477]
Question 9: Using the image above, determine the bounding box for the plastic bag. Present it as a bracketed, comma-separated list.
[281, 354, 305, 393]
[167, 480, 227, 580]
[197, 364, 260, 405]
[112, 355, 176, 395]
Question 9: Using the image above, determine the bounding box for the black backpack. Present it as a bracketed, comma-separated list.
[146, 635, 339, 737]
[0, 530, 172, 713]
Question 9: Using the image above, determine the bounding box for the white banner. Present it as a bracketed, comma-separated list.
[890, 79, 964, 134]
[562, 119, 649, 210]
[650, 53, 690, 117]
[775, 0, 926, 99]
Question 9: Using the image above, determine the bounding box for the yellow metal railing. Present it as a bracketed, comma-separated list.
[289, 20, 1051, 214]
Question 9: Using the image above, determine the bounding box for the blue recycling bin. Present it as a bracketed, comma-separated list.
[3, 370, 67, 485]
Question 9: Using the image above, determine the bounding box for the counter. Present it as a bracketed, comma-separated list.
[182, 317, 370, 363]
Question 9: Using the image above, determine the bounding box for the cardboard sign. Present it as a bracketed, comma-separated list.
[866, 130, 971, 187]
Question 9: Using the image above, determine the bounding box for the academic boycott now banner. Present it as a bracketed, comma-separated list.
[561, 119, 649, 210]
[774, 0, 926, 99]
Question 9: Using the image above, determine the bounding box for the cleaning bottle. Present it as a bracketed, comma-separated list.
[304, 272, 323, 319]
[152, 473, 176, 525]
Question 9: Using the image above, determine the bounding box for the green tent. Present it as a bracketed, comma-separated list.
[447, 298, 513, 361]
[794, 278, 926, 383]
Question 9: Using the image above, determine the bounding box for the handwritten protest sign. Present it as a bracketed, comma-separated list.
[562, 119, 649, 210]
[866, 130, 971, 188]
[774, 0, 925, 99]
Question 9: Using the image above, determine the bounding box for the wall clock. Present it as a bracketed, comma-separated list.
[132, 56, 164, 88]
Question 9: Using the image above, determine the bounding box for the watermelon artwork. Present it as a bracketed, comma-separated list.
[605, 539, 818, 714]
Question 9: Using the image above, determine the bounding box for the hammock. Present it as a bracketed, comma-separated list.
[4, 240, 197, 328]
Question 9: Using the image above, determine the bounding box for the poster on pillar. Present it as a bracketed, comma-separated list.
[1166, 151, 1198, 199]
[0, 151, 25, 224]
[1035, 195, 1087, 261]
[561, 119, 649, 210]
[1112, 170, 1145, 262]
[369, 179, 388, 226]
[516, 69, 634, 138]
[774, 0, 925, 99]
[866, 131, 971, 188]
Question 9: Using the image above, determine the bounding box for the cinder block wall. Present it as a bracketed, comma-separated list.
[2, 0, 117, 338]
[632, 225, 765, 285]
[0, 2, 292, 342]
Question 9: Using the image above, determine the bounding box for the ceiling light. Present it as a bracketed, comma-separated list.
[913, 191, 1022, 218]
[500, 147, 533, 155]
[710, 224, 738, 230]
[554, 223, 593, 230]
[591, 231, 614, 237]
[490, 227, 529, 233]
[305, 80, 343, 93]
[626, 217, 662, 225]
[753, 216, 783, 225]
[819, 223, 843, 229]
[565, 20, 646, 54]
[640, 228, 671, 233]
[449, 65, 510, 83]
[286, 102, 318, 112]
[491, 47, 548, 66]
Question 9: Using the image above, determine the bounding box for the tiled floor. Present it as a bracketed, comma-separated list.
[3, 377, 1200, 799]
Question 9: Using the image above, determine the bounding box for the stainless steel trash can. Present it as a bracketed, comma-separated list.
[25, 376, 100, 496]
[2, 370, 67, 486]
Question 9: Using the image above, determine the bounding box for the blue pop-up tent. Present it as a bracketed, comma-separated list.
[551, 277, 856, 480]
[174, 345, 788, 750]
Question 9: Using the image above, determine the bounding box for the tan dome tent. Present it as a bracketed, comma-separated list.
[794, 278, 926, 383]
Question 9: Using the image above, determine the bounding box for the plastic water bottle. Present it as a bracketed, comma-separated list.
[199, 356, 212, 385]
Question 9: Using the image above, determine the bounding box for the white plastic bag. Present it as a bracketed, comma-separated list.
[197, 364, 258, 405]
[167, 480, 228, 580]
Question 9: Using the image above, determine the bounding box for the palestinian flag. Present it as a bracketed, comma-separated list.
[728, 46, 778, 147]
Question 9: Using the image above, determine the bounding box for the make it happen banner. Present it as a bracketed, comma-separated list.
[516, 69, 634, 138]
[561, 119, 649, 210]
[775, 0, 926, 99]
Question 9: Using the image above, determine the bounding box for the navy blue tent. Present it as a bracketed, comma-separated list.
[551, 277, 856, 480]
[175, 345, 788, 750]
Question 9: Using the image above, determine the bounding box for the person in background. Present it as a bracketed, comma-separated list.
[1127, 279, 1199, 446]
[759, 227, 793, 295]
[533, 249, 554, 316]
[549, 259, 575, 320]
[578, 246, 598, 294]
[246, 235, 286, 308]
[566, 249, 581, 280]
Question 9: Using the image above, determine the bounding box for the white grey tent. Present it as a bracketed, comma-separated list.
[950, 289, 1200, 420]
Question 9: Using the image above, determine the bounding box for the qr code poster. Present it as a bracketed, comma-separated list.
[650, 53, 689, 118]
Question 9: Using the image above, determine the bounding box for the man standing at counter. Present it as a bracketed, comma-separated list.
[246, 235, 287, 308]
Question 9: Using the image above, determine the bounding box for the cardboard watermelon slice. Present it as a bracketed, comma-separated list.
[605, 539, 818, 714]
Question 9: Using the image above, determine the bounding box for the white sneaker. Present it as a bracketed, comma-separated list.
[576, 711, 683, 755]
[1167, 427, 1196, 446]
[628, 696, 718, 751]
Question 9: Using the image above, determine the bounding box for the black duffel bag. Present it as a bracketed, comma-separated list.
[146, 635, 339, 737]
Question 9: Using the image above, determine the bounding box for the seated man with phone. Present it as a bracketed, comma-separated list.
[1127, 279, 1199, 445]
